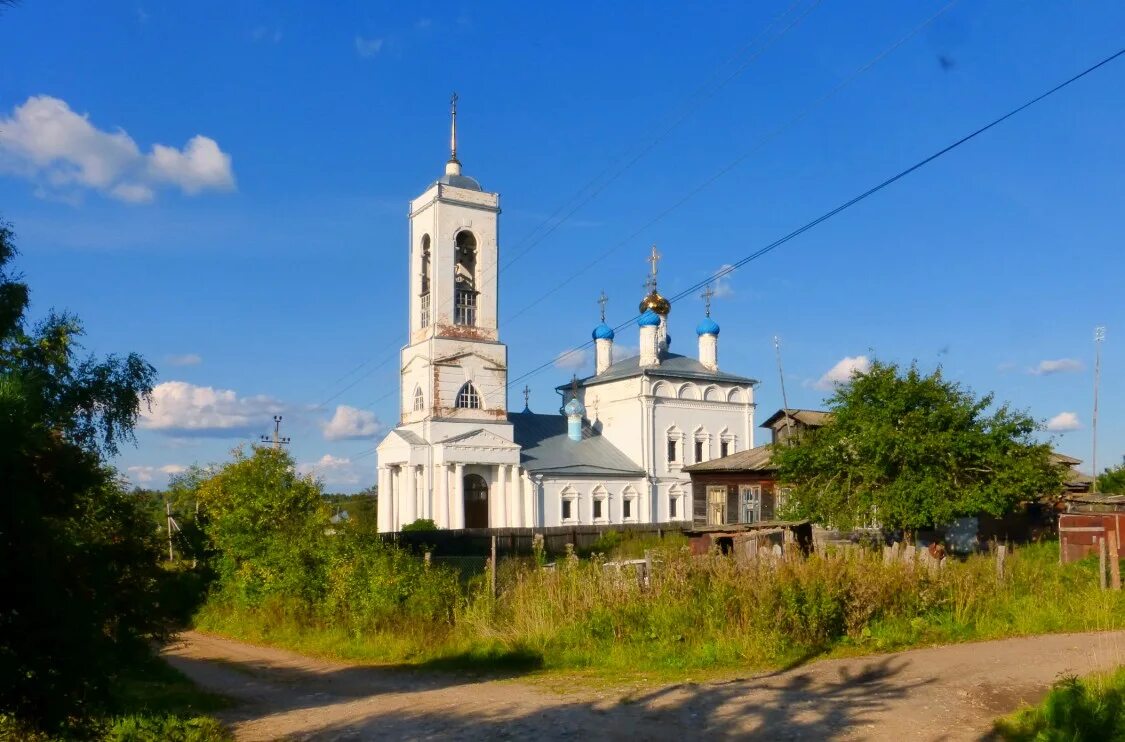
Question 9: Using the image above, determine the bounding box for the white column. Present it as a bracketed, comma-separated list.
[495, 464, 508, 527]
[391, 467, 401, 530]
[402, 464, 417, 526]
[453, 463, 465, 529]
[434, 464, 448, 528]
[377, 466, 392, 533]
[513, 467, 525, 527]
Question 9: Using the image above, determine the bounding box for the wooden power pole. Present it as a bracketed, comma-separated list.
[261, 415, 291, 451]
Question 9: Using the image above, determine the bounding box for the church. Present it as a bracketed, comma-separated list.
[375, 102, 758, 532]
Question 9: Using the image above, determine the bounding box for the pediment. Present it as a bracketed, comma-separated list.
[440, 428, 519, 450]
[434, 350, 506, 369]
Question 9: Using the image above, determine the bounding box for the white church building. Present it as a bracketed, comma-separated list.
[376, 102, 758, 532]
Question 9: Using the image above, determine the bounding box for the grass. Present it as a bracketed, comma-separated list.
[194, 540, 1125, 685]
[994, 666, 1125, 740]
[0, 655, 233, 742]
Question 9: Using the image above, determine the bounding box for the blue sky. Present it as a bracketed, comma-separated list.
[2, 0, 1122, 491]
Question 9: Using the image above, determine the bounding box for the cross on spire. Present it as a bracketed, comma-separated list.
[522, 384, 531, 410]
[702, 284, 715, 317]
[645, 244, 661, 292]
[597, 290, 608, 322]
[449, 91, 459, 164]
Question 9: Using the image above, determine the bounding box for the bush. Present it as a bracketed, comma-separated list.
[402, 518, 438, 532]
[995, 667, 1125, 740]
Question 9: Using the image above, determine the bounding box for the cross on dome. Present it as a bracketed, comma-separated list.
[597, 290, 608, 322]
[522, 384, 531, 410]
[702, 284, 715, 317]
[449, 91, 459, 165]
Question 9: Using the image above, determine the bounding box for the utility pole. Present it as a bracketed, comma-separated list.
[1093, 326, 1106, 492]
[774, 335, 794, 442]
[261, 415, 291, 451]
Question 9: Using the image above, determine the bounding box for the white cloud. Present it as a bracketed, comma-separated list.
[140, 381, 284, 436]
[711, 263, 736, 298]
[165, 353, 202, 367]
[1030, 358, 1084, 376]
[1046, 411, 1081, 432]
[355, 36, 384, 57]
[814, 355, 872, 391]
[554, 347, 589, 370]
[126, 464, 187, 486]
[298, 454, 365, 486]
[0, 95, 235, 203]
[321, 405, 381, 441]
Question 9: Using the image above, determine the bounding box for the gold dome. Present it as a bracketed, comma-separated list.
[639, 290, 671, 315]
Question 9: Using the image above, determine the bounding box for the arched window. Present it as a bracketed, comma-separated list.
[454, 231, 477, 326]
[456, 382, 481, 409]
[412, 386, 424, 412]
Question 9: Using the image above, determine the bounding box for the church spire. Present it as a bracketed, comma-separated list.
[446, 92, 462, 176]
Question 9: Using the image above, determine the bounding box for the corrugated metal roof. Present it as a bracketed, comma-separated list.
[509, 411, 644, 477]
[760, 408, 831, 429]
[1050, 452, 1083, 466]
[683, 443, 776, 473]
[564, 352, 757, 389]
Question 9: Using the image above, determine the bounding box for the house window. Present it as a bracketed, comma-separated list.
[694, 439, 705, 463]
[720, 440, 730, 458]
[741, 485, 761, 524]
[669, 494, 678, 519]
[592, 487, 608, 522]
[622, 486, 637, 522]
[561, 487, 578, 523]
[707, 486, 726, 526]
[420, 293, 431, 328]
[456, 382, 481, 409]
[667, 438, 677, 463]
[412, 386, 424, 412]
[777, 487, 792, 515]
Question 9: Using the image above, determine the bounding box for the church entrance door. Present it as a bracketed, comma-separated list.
[464, 474, 489, 528]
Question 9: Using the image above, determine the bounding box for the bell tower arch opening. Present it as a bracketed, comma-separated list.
[454, 230, 477, 326]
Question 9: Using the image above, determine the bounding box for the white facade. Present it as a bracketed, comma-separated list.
[376, 111, 757, 532]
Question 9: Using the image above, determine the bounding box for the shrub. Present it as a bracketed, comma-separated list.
[402, 519, 438, 532]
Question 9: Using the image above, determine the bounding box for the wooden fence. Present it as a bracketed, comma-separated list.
[380, 522, 685, 558]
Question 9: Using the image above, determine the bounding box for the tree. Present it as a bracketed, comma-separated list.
[773, 360, 1064, 534]
[1098, 463, 1125, 495]
[0, 220, 165, 732]
[196, 446, 329, 606]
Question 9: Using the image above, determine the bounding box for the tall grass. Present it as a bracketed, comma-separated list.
[994, 666, 1125, 740]
[196, 540, 1125, 678]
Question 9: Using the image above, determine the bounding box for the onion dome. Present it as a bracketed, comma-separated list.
[592, 322, 615, 341]
[638, 309, 662, 327]
[696, 317, 720, 336]
[638, 290, 671, 316]
[563, 396, 585, 417]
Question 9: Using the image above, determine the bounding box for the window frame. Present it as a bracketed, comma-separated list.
[455, 382, 481, 409]
[560, 486, 579, 524]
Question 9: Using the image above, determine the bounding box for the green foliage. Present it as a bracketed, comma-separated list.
[995, 666, 1125, 740]
[324, 489, 378, 534]
[774, 360, 1064, 531]
[0, 220, 180, 734]
[193, 447, 461, 645]
[401, 518, 438, 532]
[1099, 464, 1125, 495]
[196, 447, 329, 607]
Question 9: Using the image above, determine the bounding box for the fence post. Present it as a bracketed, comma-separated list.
[1099, 536, 1108, 591]
[424, 550, 431, 569]
[995, 544, 1007, 580]
[490, 533, 498, 599]
[1110, 530, 1122, 591]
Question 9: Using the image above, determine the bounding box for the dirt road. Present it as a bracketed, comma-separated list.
[162, 630, 1125, 740]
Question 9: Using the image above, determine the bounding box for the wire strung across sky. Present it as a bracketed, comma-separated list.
[504, 45, 1125, 391]
[301, 1, 820, 417]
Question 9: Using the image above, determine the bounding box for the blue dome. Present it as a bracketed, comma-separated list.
[592, 323, 615, 341]
[696, 317, 721, 336]
[563, 396, 585, 417]
[638, 309, 661, 327]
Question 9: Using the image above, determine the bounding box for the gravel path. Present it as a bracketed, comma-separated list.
[162, 630, 1125, 740]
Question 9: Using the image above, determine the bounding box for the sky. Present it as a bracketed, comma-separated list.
[2, 0, 1123, 492]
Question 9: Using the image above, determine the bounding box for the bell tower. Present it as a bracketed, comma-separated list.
[399, 94, 510, 436]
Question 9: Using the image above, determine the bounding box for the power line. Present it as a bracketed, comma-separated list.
[498, 0, 961, 329]
[506, 45, 1125, 390]
[302, 2, 821, 414]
